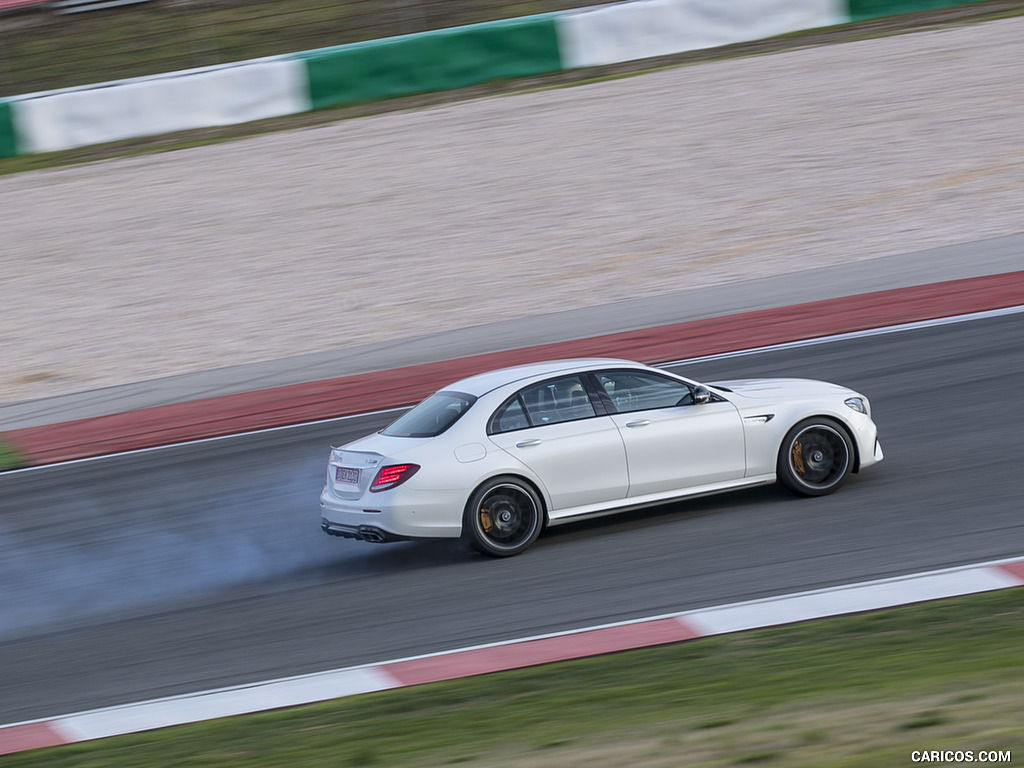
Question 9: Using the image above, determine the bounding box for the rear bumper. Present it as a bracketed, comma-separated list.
[319, 485, 463, 540]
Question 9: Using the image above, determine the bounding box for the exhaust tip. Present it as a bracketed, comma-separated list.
[321, 517, 399, 543]
[358, 525, 388, 543]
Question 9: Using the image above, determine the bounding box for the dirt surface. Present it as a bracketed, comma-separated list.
[1, 13, 1023, 406]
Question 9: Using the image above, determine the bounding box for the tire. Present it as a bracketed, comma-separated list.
[462, 476, 543, 557]
[777, 418, 853, 497]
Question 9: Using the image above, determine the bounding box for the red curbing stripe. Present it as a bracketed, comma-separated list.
[996, 561, 1024, 584]
[0, 722, 70, 755]
[381, 617, 702, 686]
[8, 271, 1024, 466]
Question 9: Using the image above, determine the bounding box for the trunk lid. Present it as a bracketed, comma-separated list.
[327, 433, 429, 499]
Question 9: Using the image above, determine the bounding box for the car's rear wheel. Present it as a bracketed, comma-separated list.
[777, 418, 853, 496]
[463, 477, 543, 557]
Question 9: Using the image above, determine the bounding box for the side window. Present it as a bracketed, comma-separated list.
[491, 375, 596, 433]
[494, 398, 529, 432]
[595, 370, 693, 413]
[521, 375, 595, 425]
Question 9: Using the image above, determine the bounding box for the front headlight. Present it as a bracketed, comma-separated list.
[844, 397, 868, 415]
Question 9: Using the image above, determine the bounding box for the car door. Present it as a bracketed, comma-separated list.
[592, 369, 745, 497]
[487, 374, 629, 512]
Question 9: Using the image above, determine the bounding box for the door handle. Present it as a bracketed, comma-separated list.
[516, 439, 542, 448]
[625, 419, 650, 428]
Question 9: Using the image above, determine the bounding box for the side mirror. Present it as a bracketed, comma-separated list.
[694, 386, 711, 405]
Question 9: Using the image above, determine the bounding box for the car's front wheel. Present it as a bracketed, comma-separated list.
[463, 476, 543, 557]
[777, 418, 853, 496]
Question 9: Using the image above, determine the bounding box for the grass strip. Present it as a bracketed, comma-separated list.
[0, 433, 27, 470]
[7, 587, 1023, 767]
[0, 0, 596, 96]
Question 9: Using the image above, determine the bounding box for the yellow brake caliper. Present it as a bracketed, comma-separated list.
[792, 440, 805, 475]
[479, 507, 493, 532]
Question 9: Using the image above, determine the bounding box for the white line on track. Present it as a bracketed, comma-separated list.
[659, 304, 1024, 367]
[8, 304, 1023, 474]
[0, 406, 409, 475]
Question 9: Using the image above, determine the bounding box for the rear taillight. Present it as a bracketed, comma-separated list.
[369, 463, 420, 492]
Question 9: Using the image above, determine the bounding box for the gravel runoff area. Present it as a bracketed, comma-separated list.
[2, 17, 1023, 406]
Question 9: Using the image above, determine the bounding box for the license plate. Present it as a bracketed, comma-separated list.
[335, 466, 360, 485]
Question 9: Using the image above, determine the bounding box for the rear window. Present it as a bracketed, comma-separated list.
[382, 391, 476, 438]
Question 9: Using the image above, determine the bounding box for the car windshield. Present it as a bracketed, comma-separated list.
[382, 391, 477, 438]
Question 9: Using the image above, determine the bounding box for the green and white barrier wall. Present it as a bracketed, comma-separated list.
[298, 16, 562, 112]
[0, 0, 990, 158]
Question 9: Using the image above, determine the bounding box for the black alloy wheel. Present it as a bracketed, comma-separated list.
[777, 418, 853, 496]
[463, 476, 543, 557]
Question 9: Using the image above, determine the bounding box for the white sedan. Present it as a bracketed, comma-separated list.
[320, 358, 882, 556]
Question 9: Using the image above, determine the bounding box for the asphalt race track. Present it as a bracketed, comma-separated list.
[2, 310, 1023, 725]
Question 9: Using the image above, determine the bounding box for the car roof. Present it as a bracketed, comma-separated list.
[444, 358, 649, 397]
